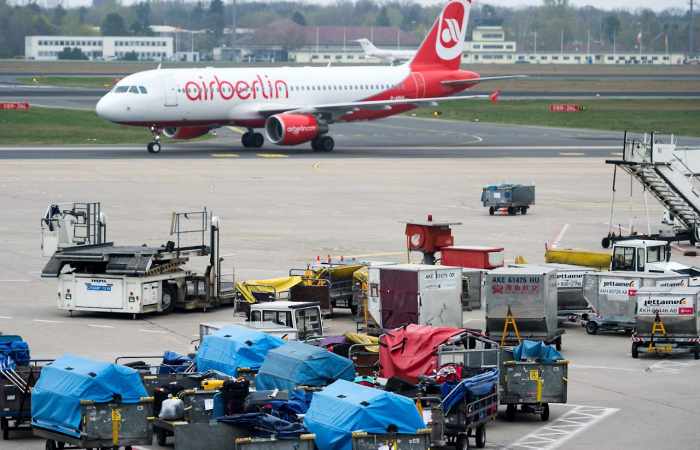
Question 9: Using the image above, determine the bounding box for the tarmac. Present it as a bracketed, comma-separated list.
[1, 120, 699, 449]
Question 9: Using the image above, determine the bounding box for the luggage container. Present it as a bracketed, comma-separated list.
[482, 184, 535, 216]
[367, 264, 463, 330]
[632, 287, 700, 359]
[484, 267, 564, 349]
[351, 430, 431, 450]
[0, 360, 52, 440]
[582, 272, 690, 335]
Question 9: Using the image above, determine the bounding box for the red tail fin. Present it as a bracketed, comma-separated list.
[410, 0, 471, 71]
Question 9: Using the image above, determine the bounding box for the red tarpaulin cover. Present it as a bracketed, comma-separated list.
[380, 324, 463, 383]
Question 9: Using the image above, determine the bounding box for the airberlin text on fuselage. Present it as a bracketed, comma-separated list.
[184, 74, 289, 102]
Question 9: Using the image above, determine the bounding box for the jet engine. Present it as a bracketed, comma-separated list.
[264, 114, 326, 146]
[162, 126, 211, 140]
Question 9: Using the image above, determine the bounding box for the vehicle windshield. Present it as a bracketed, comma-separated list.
[295, 307, 322, 338]
[113, 86, 129, 93]
[262, 310, 292, 327]
[647, 246, 665, 263]
[612, 246, 637, 271]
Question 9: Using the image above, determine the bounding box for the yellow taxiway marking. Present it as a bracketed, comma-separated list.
[257, 153, 288, 158]
[211, 153, 240, 158]
[312, 162, 321, 169]
[559, 152, 586, 156]
[227, 126, 246, 135]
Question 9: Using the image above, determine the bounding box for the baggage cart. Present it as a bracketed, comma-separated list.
[234, 434, 316, 450]
[485, 267, 564, 349]
[33, 398, 154, 450]
[582, 272, 690, 335]
[500, 349, 568, 422]
[153, 389, 221, 446]
[0, 359, 52, 440]
[632, 287, 700, 359]
[152, 420, 243, 450]
[351, 429, 432, 450]
[114, 356, 201, 396]
[348, 344, 379, 377]
[482, 184, 535, 216]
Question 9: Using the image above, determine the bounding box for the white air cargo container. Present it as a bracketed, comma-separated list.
[367, 264, 463, 329]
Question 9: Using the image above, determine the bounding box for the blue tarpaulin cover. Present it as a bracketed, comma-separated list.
[0, 335, 30, 370]
[159, 351, 193, 374]
[31, 354, 147, 437]
[304, 379, 425, 450]
[512, 340, 563, 364]
[195, 325, 285, 376]
[440, 368, 499, 415]
[255, 341, 355, 391]
[218, 412, 307, 439]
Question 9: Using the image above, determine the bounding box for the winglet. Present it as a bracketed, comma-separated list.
[490, 90, 501, 103]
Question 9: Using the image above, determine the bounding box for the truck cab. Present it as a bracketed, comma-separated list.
[610, 240, 671, 273]
[248, 301, 323, 341]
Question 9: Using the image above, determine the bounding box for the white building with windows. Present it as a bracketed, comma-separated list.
[463, 26, 518, 64]
[25, 36, 174, 61]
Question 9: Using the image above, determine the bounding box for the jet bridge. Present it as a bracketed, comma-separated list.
[41, 205, 235, 318]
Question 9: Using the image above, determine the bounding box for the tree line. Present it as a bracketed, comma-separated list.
[0, 0, 696, 58]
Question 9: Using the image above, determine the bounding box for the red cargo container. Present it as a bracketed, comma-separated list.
[441, 246, 504, 270]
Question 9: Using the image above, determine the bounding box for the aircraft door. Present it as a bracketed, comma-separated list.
[164, 75, 178, 107]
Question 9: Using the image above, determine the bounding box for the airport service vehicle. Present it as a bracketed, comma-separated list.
[481, 184, 535, 216]
[632, 286, 700, 359]
[41, 204, 236, 317]
[367, 264, 463, 329]
[95, 0, 523, 154]
[355, 38, 416, 64]
[200, 301, 324, 341]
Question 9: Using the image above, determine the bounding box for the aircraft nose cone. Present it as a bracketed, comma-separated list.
[95, 95, 108, 118]
[95, 94, 117, 121]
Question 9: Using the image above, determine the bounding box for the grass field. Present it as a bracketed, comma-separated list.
[17, 76, 115, 89]
[0, 106, 211, 145]
[414, 99, 700, 137]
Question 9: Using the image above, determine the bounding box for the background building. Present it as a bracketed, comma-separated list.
[25, 36, 174, 61]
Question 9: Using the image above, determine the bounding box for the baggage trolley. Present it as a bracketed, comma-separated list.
[500, 349, 568, 422]
[423, 391, 498, 450]
[351, 429, 432, 450]
[234, 434, 317, 449]
[33, 397, 154, 450]
[153, 389, 219, 446]
[0, 359, 52, 440]
[348, 344, 379, 377]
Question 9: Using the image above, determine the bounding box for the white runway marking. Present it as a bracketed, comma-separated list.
[0, 279, 31, 282]
[570, 364, 638, 373]
[0, 316, 13, 320]
[139, 329, 167, 334]
[559, 152, 586, 156]
[33, 319, 63, 324]
[88, 324, 115, 329]
[646, 360, 698, 375]
[509, 405, 619, 450]
[551, 224, 569, 248]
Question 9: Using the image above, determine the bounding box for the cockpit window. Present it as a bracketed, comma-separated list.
[114, 86, 128, 93]
[128, 86, 139, 94]
[138, 86, 147, 94]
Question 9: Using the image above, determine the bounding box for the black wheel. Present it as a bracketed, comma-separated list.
[1, 417, 8, 440]
[241, 132, 251, 147]
[124, 446, 133, 450]
[694, 344, 699, 360]
[631, 343, 639, 359]
[156, 428, 167, 446]
[507, 207, 516, 216]
[315, 135, 334, 152]
[505, 404, 517, 421]
[456, 434, 469, 450]
[602, 236, 611, 249]
[555, 337, 562, 351]
[161, 284, 176, 313]
[475, 424, 486, 448]
[488, 207, 495, 216]
[147, 141, 162, 154]
[585, 321, 599, 335]
[540, 403, 550, 421]
[252, 132, 264, 148]
[45, 440, 57, 450]
[521, 207, 528, 215]
[349, 303, 358, 315]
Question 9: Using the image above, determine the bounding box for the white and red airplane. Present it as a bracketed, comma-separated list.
[96, 0, 523, 154]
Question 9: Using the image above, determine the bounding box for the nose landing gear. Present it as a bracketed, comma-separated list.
[147, 126, 162, 154]
[242, 130, 264, 148]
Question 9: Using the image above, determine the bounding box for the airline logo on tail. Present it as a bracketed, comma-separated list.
[435, 0, 468, 61]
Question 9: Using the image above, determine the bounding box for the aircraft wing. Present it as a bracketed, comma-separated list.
[441, 75, 527, 88]
[257, 92, 499, 120]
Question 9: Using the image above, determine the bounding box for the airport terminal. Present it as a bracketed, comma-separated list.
[0, 0, 699, 449]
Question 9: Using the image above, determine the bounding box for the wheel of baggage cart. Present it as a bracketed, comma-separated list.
[601, 236, 611, 249]
[1, 417, 8, 441]
[555, 337, 562, 351]
[475, 424, 486, 448]
[456, 434, 469, 450]
[45, 440, 57, 450]
[631, 343, 639, 359]
[694, 344, 700, 360]
[156, 427, 168, 446]
[585, 321, 598, 335]
[540, 403, 550, 421]
[505, 404, 517, 421]
[489, 207, 495, 216]
[520, 207, 528, 215]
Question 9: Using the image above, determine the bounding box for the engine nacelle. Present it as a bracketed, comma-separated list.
[162, 126, 210, 140]
[264, 114, 325, 146]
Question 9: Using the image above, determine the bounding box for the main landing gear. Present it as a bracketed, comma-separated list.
[242, 130, 264, 148]
[147, 126, 162, 154]
[311, 135, 335, 152]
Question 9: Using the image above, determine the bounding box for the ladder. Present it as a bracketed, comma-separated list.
[607, 133, 700, 233]
[647, 312, 667, 353]
[500, 305, 522, 347]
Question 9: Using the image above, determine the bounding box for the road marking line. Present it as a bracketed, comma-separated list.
[0, 279, 31, 282]
[210, 153, 240, 158]
[610, 152, 623, 156]
[559, 152, 586, 156]
[33, 319, 63, 324]
[0, 316, 13, 319]
[570, 364, 638, 372]
[139, 329, 167, 334]
[88, 324, 115, 329]
[509, 405, 619, 450]
[257, 153, 288, 158]
[551, 224, 569, 249]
